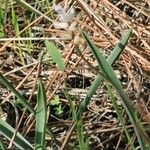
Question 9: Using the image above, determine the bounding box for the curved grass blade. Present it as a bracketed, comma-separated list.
[82, 30, 150, 149]
[77, 29, 132, 118]
[14, 0, 52, 22]
[0, 139, 7, 150]
[45, 39, 65, 71]
[0, 74, 35, 114]
[35, 80, 47, 149]
[0, 119, 34, 150]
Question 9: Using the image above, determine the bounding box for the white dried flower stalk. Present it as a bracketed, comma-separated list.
[54, 4, 65, 15]
[54, 4, 75, 23]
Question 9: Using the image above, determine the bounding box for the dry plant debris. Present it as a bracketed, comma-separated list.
[0, 0, 150, 149]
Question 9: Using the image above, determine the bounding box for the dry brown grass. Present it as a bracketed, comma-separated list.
[0, 0, 150, 149]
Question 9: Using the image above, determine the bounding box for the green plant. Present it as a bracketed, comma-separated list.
[35, 80, 47, 150]
[0, 27, 149, 149]
[106, 83, 135, 149]
[62, 29, 136, 149]
[81, 30, 150, 149]
[77, 29, 132, 118]
[74, 30, 133, 149]
[14, 0, 53, 22]
[0, 0, 8, 37]
[0, 79, 47, 150]
[11, 0, 19, 35]
[63, 86, 88, 149]
[0, 139, 7, 150]
[0, 118, 34, 150]
[50, 95, 63, 116]
[0, 75, 34, 114]
[0, 37, 65, 149]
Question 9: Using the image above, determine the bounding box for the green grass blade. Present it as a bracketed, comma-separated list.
[77, 29, 132, 117]
[107, 29, 132, 64]
[106, 84, 135, 149]
[0, 74, 35, 114]
[0, 139, 7, 150]
[82, 31, 130, 92]
[82, 31, 150, 149]
[63, 86, 87, 149]
[76, 120, 86, 150]
[45, 39, 65, 71]
[0, 1, 4, 26]
[46, 127, 62, 148]
[0, 119, 34, 150]
[35, 80, 47, 149]
[62, 85, 76, 121]
[11, 0, 19, 35]
[14, 0, 52, 22]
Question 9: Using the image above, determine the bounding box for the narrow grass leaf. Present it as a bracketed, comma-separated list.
[45, 39, 65, 71]
[76, 120, 86, 150]
[63, 87, 76, 121]
[62, 86, 87, 149]
[14, 0, 52, 22]
[106, 84, 135, 149]
[82, 31, 149, 149]
[0, 1, 4, 26]
[35, 80, 47, 149]
[11, 1, 19, 34]
[0, 119, 34, 150]
[0, 139, 7, 150]
[0, 74, 34, 114]
[77, 29, 132, 117]
[107, 29, 132, 64]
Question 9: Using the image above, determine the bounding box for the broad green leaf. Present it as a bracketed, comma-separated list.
[82, 30, 150, 149]
[45, 39, 65, 71]
[0, 74, 35, 115]
[0, 119, 34, 150]
[35, 80, 47, 149]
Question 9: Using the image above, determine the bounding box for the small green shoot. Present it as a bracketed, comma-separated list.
[50, 95, 63, 116]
